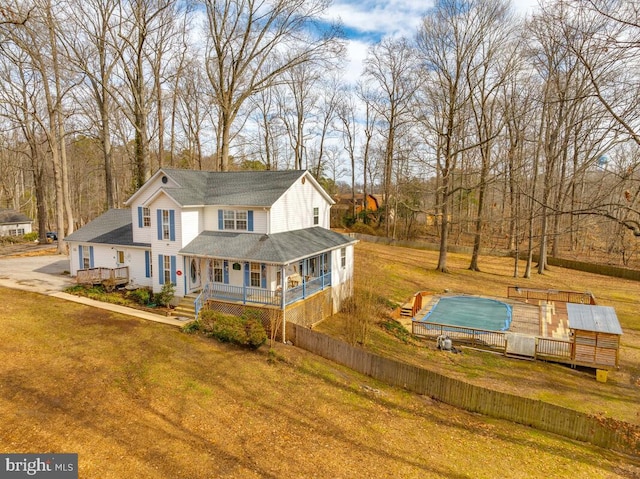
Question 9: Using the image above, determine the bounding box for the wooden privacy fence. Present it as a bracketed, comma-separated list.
[289, 323, 639, 456]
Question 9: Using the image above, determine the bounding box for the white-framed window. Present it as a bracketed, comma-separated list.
[340, 247, 346, 268]
[214, 259, 223, 283]
[142, 207, 151, 227]
[116, 250, 125, 264]
[83, 247, 91, 269]
[223, 210, 248, 231]
[313, 207, 319, 225]
[163, 255, 172, 284]
[162, 210, 171, 240]
[250, 262, 261, 287]
[8, 228, 25, 236]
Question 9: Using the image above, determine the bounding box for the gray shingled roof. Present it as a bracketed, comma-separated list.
[159, 169, 306, 206]
[0, 208, 32, 225]
[64, 209, 150, 248]
[567, 303, 623, 335]
[180, 227, 357, 264]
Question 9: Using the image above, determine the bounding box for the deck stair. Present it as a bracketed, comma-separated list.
[172, 294, 197, 320]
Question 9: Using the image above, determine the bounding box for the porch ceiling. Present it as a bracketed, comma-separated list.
[179, 227, 356, 264]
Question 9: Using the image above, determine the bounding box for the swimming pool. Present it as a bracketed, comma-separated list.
[421, 296, 512, 331]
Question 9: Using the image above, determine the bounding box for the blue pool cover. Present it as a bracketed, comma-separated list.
[421, 296, 512, 331]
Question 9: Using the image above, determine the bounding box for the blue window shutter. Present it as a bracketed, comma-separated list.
[138, 207, 143, 228]
[248, 210, 254, 231]
[145, 251, 150, 278]
[170, 256, 177, 285]
[218, 210, 223, 230]
[157, 209, 162, 240]
[169, 210, 175, 241]
[158, 255, 164, 285]
[244, 262, 250, 286]
[223, 260, 229, 284]
[78, 245, 83, 270]
[261, 263, 266, 288]
[89, 246, 94, 268]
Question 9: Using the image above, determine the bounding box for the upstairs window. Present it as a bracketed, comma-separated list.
[222, 210, 248, 231]
[157, 209, 175, 241]
[162, 210, 171, 240]
[340, 247, 346, 268]
[313, 207, 319, 225]
[142, 207, 151, 227]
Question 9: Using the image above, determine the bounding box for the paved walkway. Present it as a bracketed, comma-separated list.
[0, 252, 186, 327]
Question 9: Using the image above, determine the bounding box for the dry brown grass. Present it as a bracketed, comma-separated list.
[318, 242, 640, 424]
[1, 287, 639, 477]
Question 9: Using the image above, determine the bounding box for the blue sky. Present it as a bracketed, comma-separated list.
[323, 0, 540, 82]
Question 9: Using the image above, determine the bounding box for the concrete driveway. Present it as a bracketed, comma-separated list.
[0, 253, 75, 294]
[0, 252, 185, 326]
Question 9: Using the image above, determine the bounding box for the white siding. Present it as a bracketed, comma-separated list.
[67, 242, 152, 288]
[149, 195, 184, 296]
[181, 208, 202, 245]
[330, 244, 354, 312]
[270, 175, 331, 233]
[0, 223, 32, 236]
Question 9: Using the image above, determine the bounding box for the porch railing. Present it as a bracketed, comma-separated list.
[194, 272, 332, 318]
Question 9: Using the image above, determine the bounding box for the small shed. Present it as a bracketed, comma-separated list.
[0, 209, 33, 237]
[567, 303, 623, 369]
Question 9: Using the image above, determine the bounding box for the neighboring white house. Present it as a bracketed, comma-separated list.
[65, 168, 357, 320]
[0, 209, 33, 236]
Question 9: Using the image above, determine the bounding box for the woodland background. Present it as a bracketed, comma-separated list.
[1, 0, 639, 274]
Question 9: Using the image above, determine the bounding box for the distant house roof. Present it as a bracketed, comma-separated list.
[567, 303, 623, 335]
[126, 168, 334, 207]
[0, 209, 32, 225]
[64, 209, 150, 248]
[180, 228, 357, 265]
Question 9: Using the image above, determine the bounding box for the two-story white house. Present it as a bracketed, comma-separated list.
[65, 168, 357, 329]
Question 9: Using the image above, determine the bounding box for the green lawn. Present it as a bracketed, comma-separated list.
[1, 286, 638, 478]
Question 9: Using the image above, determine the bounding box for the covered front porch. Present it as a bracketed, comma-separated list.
[190, 254, 332, 318]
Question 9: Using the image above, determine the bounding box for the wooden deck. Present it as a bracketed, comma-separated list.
[76, 267, 129, 291]
[410, 289, 619, 370]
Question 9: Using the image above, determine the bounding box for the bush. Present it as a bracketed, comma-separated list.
[181, 320, 200, 334]
[244, 318, 267, 349]
[128, 288, 151, 305]
[23, 232, 38, 242]
[153, 282, 175, 307]
[197, 310, 266, 349]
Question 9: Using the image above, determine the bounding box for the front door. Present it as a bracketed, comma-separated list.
[189, 257, 200, 291]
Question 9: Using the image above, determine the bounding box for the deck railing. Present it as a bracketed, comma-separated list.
[507, 287, 596, 305]
[412, 321, 507, 350]
[535, 337, 573, 359]
[194, 272, 332, 318]
[413, 320, 576, 364]
[77, 266, 129, 285]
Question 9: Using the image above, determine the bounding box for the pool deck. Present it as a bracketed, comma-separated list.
[410, 294, 570, 340]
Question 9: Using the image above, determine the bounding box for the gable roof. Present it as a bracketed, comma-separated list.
[180, 227, 357, 265]
[0, 209, 32, 225]
[126, 168, 333, 207]
[64, 209, 150, 248]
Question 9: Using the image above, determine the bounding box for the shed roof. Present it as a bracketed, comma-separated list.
[64, 209, 150, 248]
[0, 208, 32, 225]
[180, 227, 357, 264]
[567, 303, 623, 335]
